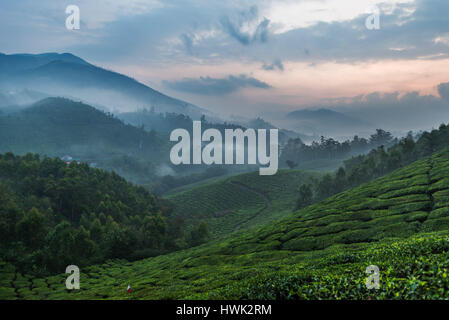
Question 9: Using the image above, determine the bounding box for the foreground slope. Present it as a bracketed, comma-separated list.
[4, 147, 449, 299]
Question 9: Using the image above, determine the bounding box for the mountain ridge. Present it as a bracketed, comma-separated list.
[0, 52, 206, 117]
[284, 107, 374, 138]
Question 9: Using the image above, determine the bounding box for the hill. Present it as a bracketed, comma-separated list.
[167, 170, 320, 237]
[0, 97, 169, 184]
[0, 52, 205, 117]
[284, 108, 374, 137]
[0, 53, 88, 74]
[0, 152, 192, 277]
[6, 146, 449, 299]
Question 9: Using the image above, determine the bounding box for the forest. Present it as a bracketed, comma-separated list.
[281, 128, 397, 168]
[0, 152, 209, 275]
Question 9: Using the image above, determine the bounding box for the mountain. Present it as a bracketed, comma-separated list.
[0, 97, 169, 183]
[284, 108, 374, 138]
[0, 97, 165, 156]
[0, 52, 206, 117]
[0, 52, 88, 74]
[118, 111, 301, 145]
[243, 117, 312, 144]
[5, 145, 449, 299]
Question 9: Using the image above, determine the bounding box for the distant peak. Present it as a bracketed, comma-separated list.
[3, 52, 89, 66]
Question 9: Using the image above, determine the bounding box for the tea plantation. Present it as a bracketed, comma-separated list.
[167, 170, 319, 236]
[4, 147, 449, 299]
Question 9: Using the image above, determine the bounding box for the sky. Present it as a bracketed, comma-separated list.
[1, 0, 449, 123]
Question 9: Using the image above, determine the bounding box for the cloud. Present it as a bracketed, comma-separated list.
[260, 0, 449, 64]
[164, 74, 272, 95]
[327, 86, 449, 133]
[262, 59, 284, 71]
[438, 82, 449, 100]
[180, 33, 194, 54]
[3, 0, 449, 66]
[220, 5, 270, 45]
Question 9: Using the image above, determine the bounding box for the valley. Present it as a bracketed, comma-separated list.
[3, 146, 449, 299]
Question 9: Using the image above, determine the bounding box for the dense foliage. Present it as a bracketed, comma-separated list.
[0, 152, 208, 275]
[295, 124, 449, 209]
[282, 129, 395, 168]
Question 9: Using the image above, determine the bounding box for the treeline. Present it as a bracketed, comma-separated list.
[282, 129, 396, 168]
[296, 124, 449, 209]
[0, 152, 209, 275]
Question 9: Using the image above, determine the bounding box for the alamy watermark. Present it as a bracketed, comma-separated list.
[65, 265, 80, 290]
[365, 5, 380, 30]
[66, 5, 80, 30]
[365, 265, 380, 290]
[169, 121, 279, 175]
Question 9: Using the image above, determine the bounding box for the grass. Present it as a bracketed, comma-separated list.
[4, 147, 449, 299]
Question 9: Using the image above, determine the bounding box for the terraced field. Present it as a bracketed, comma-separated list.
[4, 147, 449, 300]
[228, 170, 320, 231]
[167, 170, 319, 236]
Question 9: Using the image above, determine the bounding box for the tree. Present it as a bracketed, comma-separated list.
[296, 184, 313, 209]
[142, 213, 167, 249]
[0, 187, 23, 245]
[334, 167, 347, 193]
[89, 218, 103, 243]
[286, 160, 298, 169]
[44, 222, 76, 272]
[190, 221, 209, 246]
[317, 174, 334, 200]
[15, 208, 46, 249]
[370, 129, 393, 147]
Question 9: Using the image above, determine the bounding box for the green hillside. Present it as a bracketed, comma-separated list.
[167, 170, 319, 236]
[5, 146, 449, 299]
[0, 97, 168, 184]
[0, 152, 198, 277]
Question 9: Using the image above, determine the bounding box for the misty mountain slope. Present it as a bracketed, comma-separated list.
[0, 97, 168, 182]
[0, 89, 48, 110]
[240, 117, 310, 144]
[0, 52, 88, 75]
[284, 108, 374, 137]
[0, 97, 164, 154]
[0, 52, 206, 117]
[7, 146, 449, 299]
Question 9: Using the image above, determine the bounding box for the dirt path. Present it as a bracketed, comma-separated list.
[228, 179, 272, 232]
